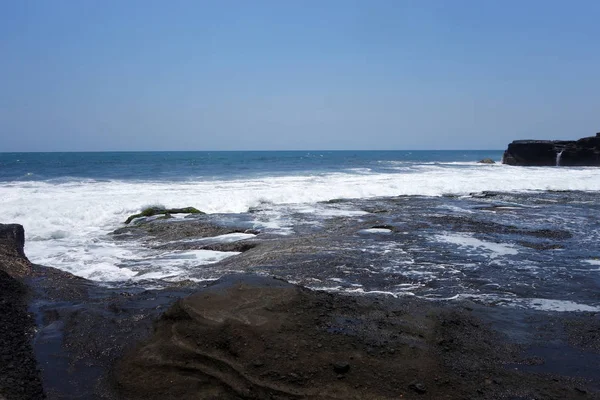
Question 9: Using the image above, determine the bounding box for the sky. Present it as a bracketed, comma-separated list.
[1, 0, 599, 151]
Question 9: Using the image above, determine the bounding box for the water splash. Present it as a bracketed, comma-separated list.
[556, 150, 565, 166]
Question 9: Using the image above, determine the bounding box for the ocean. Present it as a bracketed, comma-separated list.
[1, 150, 600, 312]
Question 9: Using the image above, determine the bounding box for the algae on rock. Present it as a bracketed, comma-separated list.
[124, 207, 204, 224]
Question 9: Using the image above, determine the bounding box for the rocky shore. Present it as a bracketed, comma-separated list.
[1, 206, 599, 399]
[0, 225, 44, 400]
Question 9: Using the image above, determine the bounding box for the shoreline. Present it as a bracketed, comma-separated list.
[1, 213, 599, 399]
[2, 187, 600, 399]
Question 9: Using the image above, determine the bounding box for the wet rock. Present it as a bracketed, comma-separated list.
[332, 361, 350, 374]
[469, 191, 499, 198]
[154, 240, 258, 253]
[429, 215, 572, 241]
[322, 198, 350, 204]
[478, 158, 496, 164]
[409, 381, 426, 394]
[370, 224, 396, 232]
[517, 241, 564, 251]
[0, 224, 44, 399]
[114, 219, 251, 242]
[0, 224, 31, 278]
[124, 206, 204, 224]
[116, 275, 488, 399]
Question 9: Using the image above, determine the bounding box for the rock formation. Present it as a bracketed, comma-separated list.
[124, 206, 204, 224]
[114, 275, 512, 399]
[0, 224, 32, 278]
[2, 218, 600, 399]
[0, 224, 44, 400]
[502, 133, 600, 166]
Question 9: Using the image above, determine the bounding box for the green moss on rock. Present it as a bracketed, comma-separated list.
[125, 207, 204, 224]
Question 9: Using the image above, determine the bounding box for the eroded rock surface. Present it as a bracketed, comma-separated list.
[115, 275, 598, 400]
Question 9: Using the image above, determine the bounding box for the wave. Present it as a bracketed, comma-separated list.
[2, 164, 600, 239]
[2, 164, 599, 281]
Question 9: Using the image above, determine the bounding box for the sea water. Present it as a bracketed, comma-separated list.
[1, 150, 599, 311]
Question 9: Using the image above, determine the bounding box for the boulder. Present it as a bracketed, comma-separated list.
[502, 133, 600, 166]
[0, 224, 32, 277]
[478, 158, 496, 164]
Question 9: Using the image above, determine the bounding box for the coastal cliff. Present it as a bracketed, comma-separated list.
[503, 133, 600, 166]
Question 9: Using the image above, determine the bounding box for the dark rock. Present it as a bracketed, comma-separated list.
[154, 240, 258, 253]
[0, 225, 44, 399]
[517, 241, 564, 251]
[469, 191, 499, 198]
[321, 198, 350, 204]
[502, 134, 600, 166]
[409, 381, 427, 394]
[478, 158, 496, 164]
[333, 361, 350, 374]
[370, 224, 397, 232]
[116, 275, 515, 399]
[124, 206, 204, 224]
[114, 219, 251, 242]
[0, 224, 31, 278]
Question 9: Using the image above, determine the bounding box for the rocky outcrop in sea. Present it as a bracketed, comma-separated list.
[503, 132, 600, 166]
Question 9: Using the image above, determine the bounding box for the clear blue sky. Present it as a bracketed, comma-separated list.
[1, 0, 599, 151]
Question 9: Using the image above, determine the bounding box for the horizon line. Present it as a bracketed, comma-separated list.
[0, 149, 505, 154]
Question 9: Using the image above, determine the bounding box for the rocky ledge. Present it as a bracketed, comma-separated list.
[502, 132, 600, 166]
[115, 274, 598, 400]
[1, 220, 600, 399]
[0, 224, 44, 400]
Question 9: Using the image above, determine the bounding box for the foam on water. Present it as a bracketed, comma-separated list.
[523, 298, 600, 312]
[2, 163, 599, 281]
[361, 228, 393, 234]
[169, 232, 256, 245]
[130, 250, 241, 281]
[462, 293, 600, 313]
[435, 233, 519, 258]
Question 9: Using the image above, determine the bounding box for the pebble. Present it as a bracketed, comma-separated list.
[333, 362, 350, 374]
[409, 381, 426, 394]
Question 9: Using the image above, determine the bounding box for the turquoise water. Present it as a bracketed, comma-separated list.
[0, 150, 503, 181]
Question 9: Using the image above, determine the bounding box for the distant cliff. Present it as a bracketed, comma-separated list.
[502, 133, 600, 166]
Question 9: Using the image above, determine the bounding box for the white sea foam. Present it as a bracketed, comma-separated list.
[435, 233, 519, 258]
[522, 298, 600, 312]
[361, 228, 393, 234]
[2, 164, 599, 281]
[170, 232, 256, 244]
